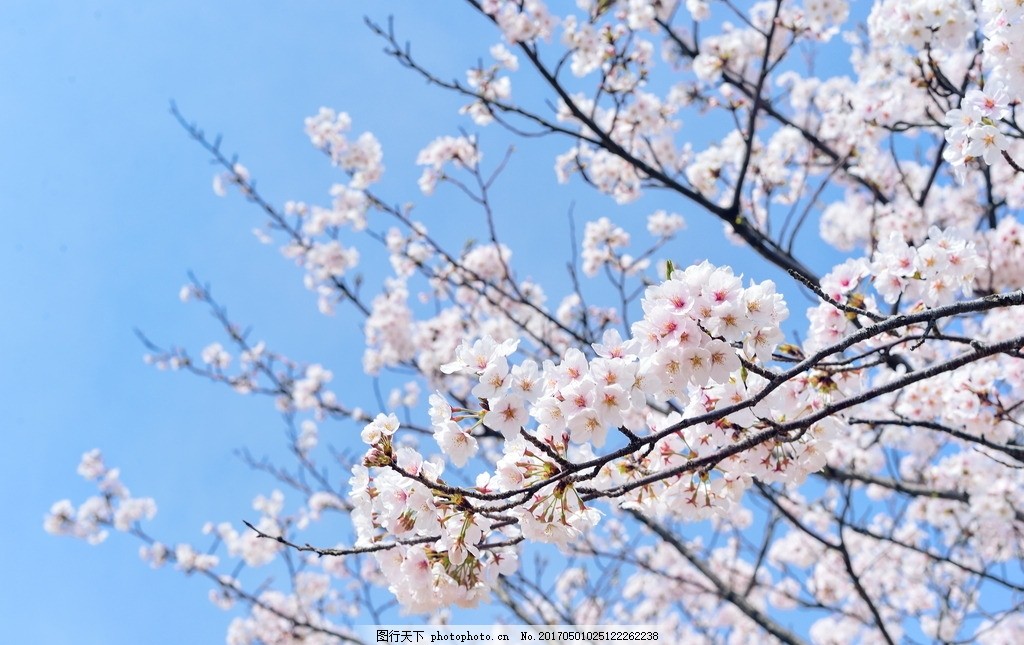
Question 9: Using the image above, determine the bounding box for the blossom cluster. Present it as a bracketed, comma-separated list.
[416, 135, 481, 195]
[349, 415, 521, 612]
[211, 108, 385, 316]
[44, 450, 156, 545]
[928, 2, 1024, 182]
[870, 226, 983, 306]
[981, 0, 1024, 99]
[868, 0, 975, 51]
[944, 89, 1012, 181]
[348, 261, 821, 612]
[482, 0, 557, 44]
[581, 216, 638, 276]
[461, 46, 517, 126]
[304, 107, 384, 189]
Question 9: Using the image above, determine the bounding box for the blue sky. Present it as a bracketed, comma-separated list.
[1, 2, 848, 643]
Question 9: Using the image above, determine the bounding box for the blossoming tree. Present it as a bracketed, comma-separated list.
[47, 1, 1024, 642]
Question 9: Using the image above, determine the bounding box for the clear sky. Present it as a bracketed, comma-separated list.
[1, 2, 845, 643]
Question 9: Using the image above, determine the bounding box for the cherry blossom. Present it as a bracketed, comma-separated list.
[48, 1, 1024, 641]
